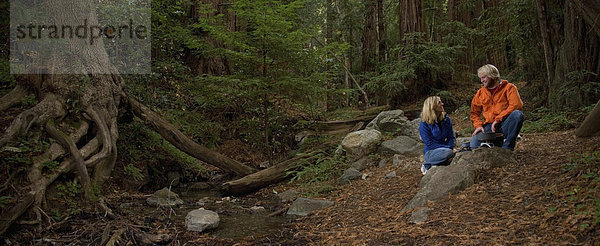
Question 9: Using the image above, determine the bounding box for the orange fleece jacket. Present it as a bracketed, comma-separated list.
[470, 80, 523, 128]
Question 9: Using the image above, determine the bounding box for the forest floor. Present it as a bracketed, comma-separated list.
[6, 125, 599, 245]
[2, 97, 600, 244]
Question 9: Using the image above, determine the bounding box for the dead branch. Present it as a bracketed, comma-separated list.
[124, 92, 256, 176]
[98, 197, 116, 219]
[311, 37, 370, 106]
[105, 228, 126, 246]
[268, 206, 289, 217]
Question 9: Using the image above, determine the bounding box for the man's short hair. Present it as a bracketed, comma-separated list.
[477, 64, 500, 81]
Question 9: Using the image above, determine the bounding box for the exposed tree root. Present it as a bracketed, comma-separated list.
[0, 85, 29, 113]
[0, 94, 66, 147]
[45, 119, 92, 200]
[0, 193, 34, 235]
[124, 92, 256, 176]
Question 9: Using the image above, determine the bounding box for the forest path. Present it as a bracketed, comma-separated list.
[287, 130, 600, 245]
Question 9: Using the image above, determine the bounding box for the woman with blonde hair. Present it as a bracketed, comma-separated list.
[418, 96, 456, 175]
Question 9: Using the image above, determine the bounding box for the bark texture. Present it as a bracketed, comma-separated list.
[575, 99, 600, 137]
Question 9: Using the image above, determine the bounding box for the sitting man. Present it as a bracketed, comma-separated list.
[469, 64, 524, 150]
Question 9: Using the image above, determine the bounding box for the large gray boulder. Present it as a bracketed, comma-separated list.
[365, 110, 408, 133]
[378, 136, 424, 157]
[403, 148, 515, 212]
[185, 208, 220, 232]
[341, 129, 382, 162]
[287, 198, 334, 216]
[400, 118, 422, 141]
[146, 188, 184, 207]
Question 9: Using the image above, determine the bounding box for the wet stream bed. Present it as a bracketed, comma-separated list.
[119, 185, 292, 240]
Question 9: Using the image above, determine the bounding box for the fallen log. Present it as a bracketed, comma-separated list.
[222, 153, 320, 194]
[312, 115, 376, 134]
[125, 93, 256, 177]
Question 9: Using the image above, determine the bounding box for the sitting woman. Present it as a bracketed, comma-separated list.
[419, 96, 456, 175]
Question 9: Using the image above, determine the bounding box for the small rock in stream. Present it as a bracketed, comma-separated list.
[185, 208, 220, 232]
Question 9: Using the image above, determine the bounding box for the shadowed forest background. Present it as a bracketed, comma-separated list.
[0, 0, 599, 244]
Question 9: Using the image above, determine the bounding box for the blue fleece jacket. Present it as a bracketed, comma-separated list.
[419, 115, 455, 154]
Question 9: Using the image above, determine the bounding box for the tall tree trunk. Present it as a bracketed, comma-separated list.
[184, 0, 234, 75]
[360, 0, 376, 107]
[377, 0, 386, 63]
[394, 0, 425, 105]
[361, 0, 377, 72]
[535, 0, 554, 104]
[549, 1, 600, 110]
[398, 0, 424, 43]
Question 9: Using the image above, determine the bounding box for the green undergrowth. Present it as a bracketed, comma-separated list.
[287, 135, 347, 197]
[521, 106, 593, 133]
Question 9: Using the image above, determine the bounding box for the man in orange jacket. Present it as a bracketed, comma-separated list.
[469, 64, 524, 150]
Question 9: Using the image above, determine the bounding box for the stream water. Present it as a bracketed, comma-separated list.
[132, 186, 290, 240]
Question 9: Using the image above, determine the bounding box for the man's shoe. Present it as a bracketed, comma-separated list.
[421, 165, 428, 175]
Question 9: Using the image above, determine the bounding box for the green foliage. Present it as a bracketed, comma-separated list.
[0, 196, 12, 208]
[55, 181, 83, 216]
[521, 107, 575, 133]
[21, 95, 37, 107]
[366, 32, 463, 101]
[123, 164, 144, 181]
[41, 160, 60, 172]
[559, 70, 600, 108]
[289, 150, 346, 196]
[0, 57, 15, 92]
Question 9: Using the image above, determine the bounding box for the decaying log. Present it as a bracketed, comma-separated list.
[125, 93, 256, 176]
[222, 154, 320, 194]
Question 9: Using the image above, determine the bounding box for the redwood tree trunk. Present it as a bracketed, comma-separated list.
[398, 0, 424, 43]
[361, 0, 377, 73]
[377, 0, 386, 63]
[549, 1, 600, 109]
[535, 0, 554, 102]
